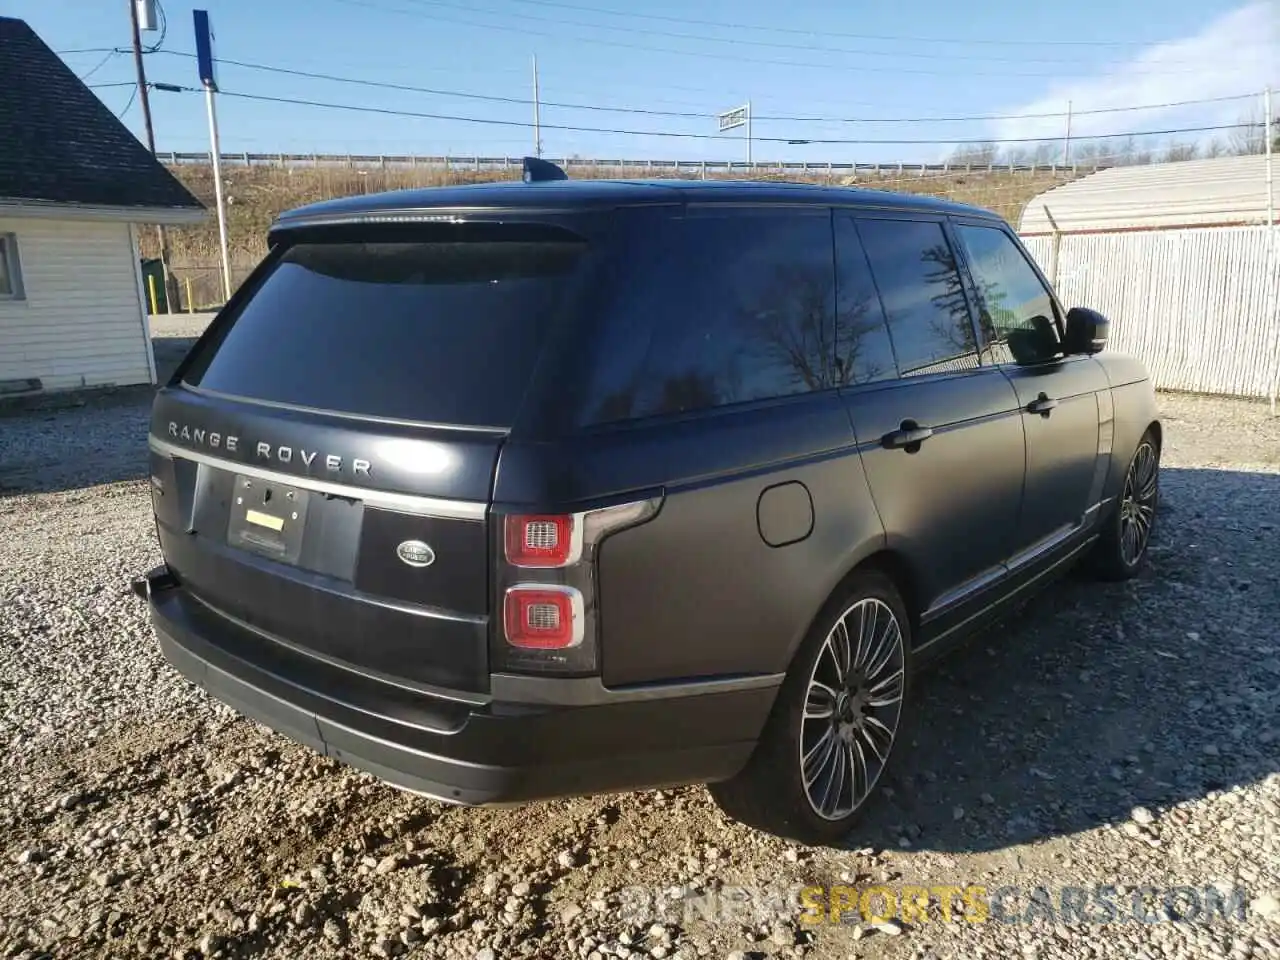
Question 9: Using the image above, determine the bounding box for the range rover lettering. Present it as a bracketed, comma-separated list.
[135, 160, 1160, 843]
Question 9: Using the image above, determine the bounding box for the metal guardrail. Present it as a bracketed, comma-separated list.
[159, 152, 1104, 177]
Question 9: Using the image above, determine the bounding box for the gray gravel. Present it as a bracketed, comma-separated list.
[1, 390, 1279, 960]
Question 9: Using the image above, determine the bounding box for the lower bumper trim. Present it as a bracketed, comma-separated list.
[150, 584, 777, 806]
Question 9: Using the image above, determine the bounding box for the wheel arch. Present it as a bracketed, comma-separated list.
[784, 547, 923, 671]
[1145, 418, 1163, 452]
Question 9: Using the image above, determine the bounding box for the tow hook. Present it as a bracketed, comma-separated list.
[130, 565, 176, 600]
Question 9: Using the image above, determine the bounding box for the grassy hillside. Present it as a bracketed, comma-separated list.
[148, 161, 1076, 310]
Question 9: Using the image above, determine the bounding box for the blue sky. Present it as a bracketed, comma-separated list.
[11, 0, 1279, 162]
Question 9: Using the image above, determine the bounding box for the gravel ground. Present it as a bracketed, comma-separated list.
[2, 389, 1279, 960]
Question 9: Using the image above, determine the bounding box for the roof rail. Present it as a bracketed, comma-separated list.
[522, 157, 568, 183]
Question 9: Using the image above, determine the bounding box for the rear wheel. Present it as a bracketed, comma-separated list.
[1090, 430, 1160, 581]
[709, 570, 912, 844]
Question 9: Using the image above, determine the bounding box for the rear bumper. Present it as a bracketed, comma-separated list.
[139, 568, 777, 805]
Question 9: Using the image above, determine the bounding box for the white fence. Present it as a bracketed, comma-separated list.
[1023, 226, 1280, 400]
[159, 151, 1105, 177]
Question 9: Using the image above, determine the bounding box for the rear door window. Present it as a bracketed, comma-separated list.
[182, 229, 589, 427]
[853, 218, 981, 377]
[580, 210, 837, 425]
[832, 216, 900, 385]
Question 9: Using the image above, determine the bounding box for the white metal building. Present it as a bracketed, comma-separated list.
[0, 17, 205, 396]
[1019, 155, 1278, 400]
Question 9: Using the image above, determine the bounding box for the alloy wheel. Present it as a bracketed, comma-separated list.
[1119, 440, 1158, 567]
[799, 597, 906, 821]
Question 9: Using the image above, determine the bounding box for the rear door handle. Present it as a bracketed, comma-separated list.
[881, 420, 934, 451]
[1027, 392, 1059, 416]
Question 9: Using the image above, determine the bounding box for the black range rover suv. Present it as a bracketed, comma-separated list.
[137, 162, 1160, 843]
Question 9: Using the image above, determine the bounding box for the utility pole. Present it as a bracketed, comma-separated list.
[746, 100, 752, 166]
[194, 9, 231, 303]
[129, 0, 174, 312]
[1062, 100, 1073, 167]
[1266, 86, 1274, 230]
[1265, 85, 1277, 416]
[532, 54, 542, 158]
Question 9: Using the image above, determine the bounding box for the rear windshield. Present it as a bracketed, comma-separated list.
[182, 232, 588, 426]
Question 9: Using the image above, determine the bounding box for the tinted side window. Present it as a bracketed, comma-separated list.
[954, 224, 1062, 366]
[833, 217, 898, 385]
[855, 218, 980, 377]
[584, 212, 836, 424]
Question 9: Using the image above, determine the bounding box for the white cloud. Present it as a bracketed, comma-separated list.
[989, 1, 1280, 149]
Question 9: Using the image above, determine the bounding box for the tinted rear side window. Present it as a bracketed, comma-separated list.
[183, 235, 588, 426]
[581, 210, 836, 425]
[854, 218, 980, 377]
[833, 216, 899, 385]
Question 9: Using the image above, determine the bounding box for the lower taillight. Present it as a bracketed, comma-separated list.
[503, 585, 584, 649]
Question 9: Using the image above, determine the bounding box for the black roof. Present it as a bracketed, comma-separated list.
[0, 17, 202, 211]
[275, 176, 1002, 229]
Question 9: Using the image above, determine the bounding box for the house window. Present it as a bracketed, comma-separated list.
[0, 234, 24, 300]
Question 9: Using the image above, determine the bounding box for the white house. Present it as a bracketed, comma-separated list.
[1019, 155, 1278, 400]
[0, 16, 205, 396]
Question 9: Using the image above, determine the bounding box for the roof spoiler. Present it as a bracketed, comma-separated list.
[522, 157, 568, 183]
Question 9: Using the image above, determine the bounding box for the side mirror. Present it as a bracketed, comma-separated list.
[1006, 314, 1059, 365]
[1063, 307, 1109, 355]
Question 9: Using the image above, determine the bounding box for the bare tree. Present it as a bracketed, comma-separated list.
[950, 142, 1002, 166]
[1228, 107, 1267, 155]
[1070, 140, 1108, 167]
[1203, 138, 1228, 159]
[1162, 141, 1199, 162]
[1004, 141, 1060, 166]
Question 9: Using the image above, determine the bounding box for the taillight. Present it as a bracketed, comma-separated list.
[504, 514, 579, 568]
[503, 586, 584, 649]
[492, 498, 662, 675]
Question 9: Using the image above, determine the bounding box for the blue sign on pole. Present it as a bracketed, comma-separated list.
[193, 10, 217, 92]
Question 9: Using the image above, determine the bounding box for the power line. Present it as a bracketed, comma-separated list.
[117, 86, 139, 119]
[369, 0, 1252, 69]
[328, 0, 1219, 78]
[88, 81, 138, 90]
[77, 49, 120, 81]
[477, 0, 1221, 49]
[335, 0, 1264, 72]
[212, 87, 1257, 145]
[151, 51, 1262, 126]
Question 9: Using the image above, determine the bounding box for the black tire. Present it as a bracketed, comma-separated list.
[709, 569, 913, 845]
[1089, 428, 1160, 581]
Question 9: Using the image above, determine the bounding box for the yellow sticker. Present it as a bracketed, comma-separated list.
[245, 509, 285, 531]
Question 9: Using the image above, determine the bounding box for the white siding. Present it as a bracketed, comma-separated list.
[0, 217, 151, 391]
[1022, 225, 1280, 399]
[1020, 155, 1275, 235]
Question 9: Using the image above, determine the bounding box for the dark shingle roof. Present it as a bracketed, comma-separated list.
[0, 17, 202, 211]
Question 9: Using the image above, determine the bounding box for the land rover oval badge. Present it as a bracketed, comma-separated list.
[396, 540, 436, 568]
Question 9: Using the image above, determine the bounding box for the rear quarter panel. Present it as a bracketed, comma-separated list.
[493, 394, 887, 687]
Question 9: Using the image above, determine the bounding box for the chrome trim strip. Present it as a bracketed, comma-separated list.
[922, 563, 1006, 622]
[489, 671, 784, 706]
[922, 509, 1104, 625]
[1006, 521, 1083, 573]
[914, 535, 1096, 658]
[178, 383, 510, 434]
[149, 436, 486, 520]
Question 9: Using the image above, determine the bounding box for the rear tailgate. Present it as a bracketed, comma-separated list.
[149, 221, 594, 695]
